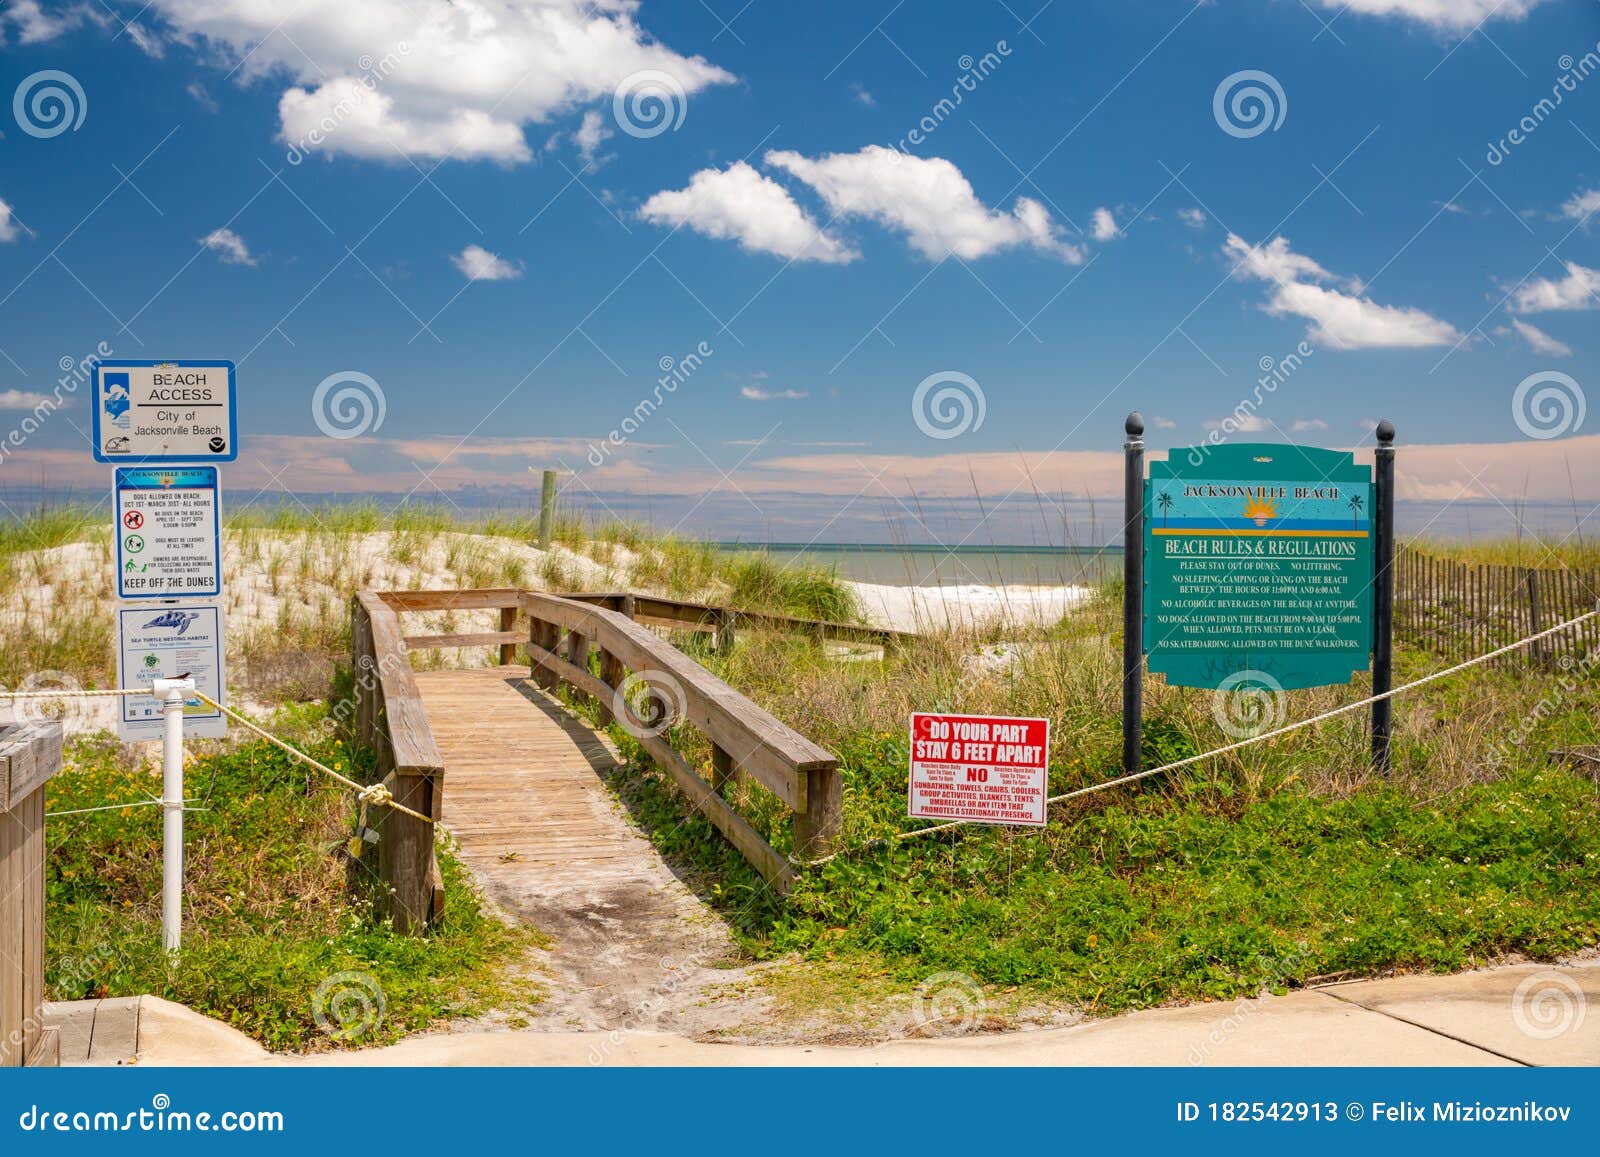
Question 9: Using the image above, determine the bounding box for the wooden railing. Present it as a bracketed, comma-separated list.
[350, 592, 445, 934]
[1, 721, 63, 1067]
[352, 588, 846, 914]
[520, 590, 840, 890]
[563, 591, 913, 650]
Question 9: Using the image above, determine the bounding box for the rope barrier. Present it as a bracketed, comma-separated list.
[796, 601, 1600, 867]
[188, 691, 433, 825]
[1, 684, 433, 826]
[46, 798, 209, 818]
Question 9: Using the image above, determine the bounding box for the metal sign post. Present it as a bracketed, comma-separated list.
[1370, 420, 1397, 774]
[154, 676, 194, 952]
[1122, 413, 1145, 777]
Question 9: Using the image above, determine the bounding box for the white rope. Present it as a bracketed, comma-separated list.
[0, 688, 147, 698]
[46, 798, 208, 818]
[799, 602, 1600, 863]
[190, 691, 433, 825]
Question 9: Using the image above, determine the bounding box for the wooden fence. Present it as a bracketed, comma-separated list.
[1, 722, 62, 1068]
[1395, 546, 1600, 665]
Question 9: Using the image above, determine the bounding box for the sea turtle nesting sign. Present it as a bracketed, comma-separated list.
[1144, 443, 1373, 691]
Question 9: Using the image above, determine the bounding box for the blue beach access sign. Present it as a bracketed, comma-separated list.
[91, 360, 237, 463]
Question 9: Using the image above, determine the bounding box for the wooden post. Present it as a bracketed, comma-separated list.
[1121, 412, 1145, 777]
[498, 605, 518, 666]
[529, 620, 560, 691]
[718, 608, 737, 656]
[567, 629, 592, 705]
[792, 765, 842, 862]
[1, 723, 63, 1068]
[710, 744, 733, 796]
[1526, 568, 1544, 665]
[1371, 419, 1396, 775]
[376, 770, 437, 935]
[538, 469, 557, 550]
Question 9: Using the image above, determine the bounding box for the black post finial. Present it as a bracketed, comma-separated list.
[1125, 411, 1145, 439]
[1376, 418, 1395, 445]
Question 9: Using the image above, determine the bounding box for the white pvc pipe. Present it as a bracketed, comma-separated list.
[153, 677, 194, 953]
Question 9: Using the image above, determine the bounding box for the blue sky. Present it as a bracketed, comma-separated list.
[0, 0, 1597, 538]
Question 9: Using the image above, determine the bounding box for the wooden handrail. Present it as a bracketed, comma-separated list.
[350, 592, 444, 933]
[1, 722, 63, 1067]
[519, 590, 842, 889]
[563, 591, 912, 647]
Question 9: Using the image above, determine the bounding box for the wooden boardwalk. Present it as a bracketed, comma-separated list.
[411, 666, 741, 1029]
[414, 666, 636, 882]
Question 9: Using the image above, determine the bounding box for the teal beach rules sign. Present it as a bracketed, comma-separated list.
[1144, 442, 1374, 691]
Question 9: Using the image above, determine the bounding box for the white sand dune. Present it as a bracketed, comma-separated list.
[850, 580, 1091, 633]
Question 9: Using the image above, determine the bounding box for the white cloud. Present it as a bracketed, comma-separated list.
[639, 161, 858, 264]
[1509, 261, 1600, 313]
[3, 0, 98, 43]
[1224, 233, 1461, 349]
[1205, 413, 1269, 432]
[1089, 207, 1121, 241]
[0, 198, 20, 243]
[1311, 0, 1546, 30]
[451, 244, 522, 281]
[199, 227, 255, 265]
[1178, 208, 1207, 229]
[1560, 188, 1600, 223]
[138, 0, 733, 164]
[850, 83, 875, 107]
[0, 388, 64, 410]
[765, 146, 1084, 262]
[1150, 415, 1177, 429]
[1508, 317, 1573, 357]
[1291, 418, 1330, 433]
[740, 384, 808, 400]
[572, 109, 612, 166]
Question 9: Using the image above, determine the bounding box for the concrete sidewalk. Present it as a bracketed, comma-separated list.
[61, 959, 1593, 1068]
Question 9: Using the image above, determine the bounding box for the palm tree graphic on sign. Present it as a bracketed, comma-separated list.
[1348, 492, 1364, 529]
[1157, 491, 1173, 527]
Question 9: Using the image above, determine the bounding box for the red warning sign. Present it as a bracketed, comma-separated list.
[908, 712, 1050, 827]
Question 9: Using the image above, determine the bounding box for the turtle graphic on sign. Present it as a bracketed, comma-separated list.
[143, 610, 201, 635]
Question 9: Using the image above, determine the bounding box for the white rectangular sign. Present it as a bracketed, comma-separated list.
[92, 360, 237, 463]
[115, 602, 227, 741]
[909, 712, 1051, 827]
[114, 466, 222, 600]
